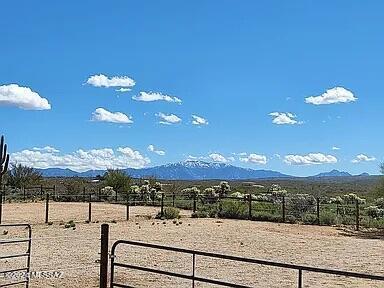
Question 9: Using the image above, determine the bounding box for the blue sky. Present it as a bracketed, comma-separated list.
[0, 0, 383, 176]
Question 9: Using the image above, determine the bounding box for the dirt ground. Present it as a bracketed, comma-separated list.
[1, 202, 383, 288]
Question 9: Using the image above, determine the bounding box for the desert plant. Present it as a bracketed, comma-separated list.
[217, 200, 247, 219]
[0, 136, 9, 194]
[7, 163, 42, 189]
[104, 169, 132, 193]
[156, 207, 180, 219]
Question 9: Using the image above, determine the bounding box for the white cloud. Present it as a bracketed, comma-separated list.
[305, 87, 357, 105]
[209, 153, 228, 163]
[191, 115, 208, 125]
[351, 154, 376, 163]
[116, 88, 132, 92]
[147, 144, 165, 156]
[91, 108, 133, 124]
[133, 92, 181, 103]
[0, 84, 51, 110]
[332, 146, 341, 151]
[239, 153, 267, 165]
[11, 147, 150, 172]
[284, 153, 337, 165]
[32, 146, 60, 153]
[86, 74, 135, 88]
[156, 112, 182, 125]
[269, 112, 302, 125]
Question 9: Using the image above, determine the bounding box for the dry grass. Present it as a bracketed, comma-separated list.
[1, 202, 383, 287]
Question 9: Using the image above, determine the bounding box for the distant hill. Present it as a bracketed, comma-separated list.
[36, 161, 371, 180]
[37, 160, 290, 180]
[313, 169, 352, 178]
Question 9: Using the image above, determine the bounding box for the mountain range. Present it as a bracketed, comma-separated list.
[35, 160, 370, 180]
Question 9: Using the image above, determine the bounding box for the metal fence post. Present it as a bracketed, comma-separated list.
[88, 193, 92, 223]
[248, 193, 252, 220]
[282, 195, 286, 223]
[115, 190, 118, 202]
[298, 269, 303, 288]
[99, 224, 109, 288]
[172, 191, 175, 207]
[83, 187, 86, 202]
[40, 184, 43, 196]
[316, 197, 320, 225]
[161, 193, 164, 217]
[45, 192, 50, 224]
[126, 193, 130, 221]
[23, 186, 26, 201]
[356, 199, 360, 231]
[0, 190, 3, 224]
[193, 192, 197, 213]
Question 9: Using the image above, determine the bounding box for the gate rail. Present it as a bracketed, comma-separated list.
[0, 224, 32, 288]
[109, 239, 384, 288]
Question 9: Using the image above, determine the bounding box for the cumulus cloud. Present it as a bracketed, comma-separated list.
[191, 115, 208, 125]
[284, 153, 337, 165]
[133, 92, 182, 103]
[269, 112, 302, 125]
[209, 153, 228, 163]
[239, 153, 267, 165]
[332, 146, 340, 151]
[147, 144, 165, 156]
[156, 112, 182, 125]
[351, 154, 376, 163]
[86, 74, 135, 89]
[11, 147, 150, 172]
[91, 108, 133, 124]
[116, 88, 131, 92]
[305, 87, 357, 105]
[32, 146, 60, 153]
[0, 84, 51, 110]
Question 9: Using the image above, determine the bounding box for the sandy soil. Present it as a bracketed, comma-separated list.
[1, 202, 383, 288]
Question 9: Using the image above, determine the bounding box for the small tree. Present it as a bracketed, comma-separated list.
[104, 169, 131, 193]
[7, 163, 42, 188]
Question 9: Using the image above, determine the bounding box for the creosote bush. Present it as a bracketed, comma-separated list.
[156, 207, 180, 219]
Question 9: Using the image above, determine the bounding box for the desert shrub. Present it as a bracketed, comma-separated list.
[217, 200, 247, 219]
[320, 211, 336, 225]
[6, 163, 42, 188]
[285, 215, 297, 224]
[181, 187, 200, 199]
[302, 213, 318, 225]
[230, 192, 245, 199]
[365, 206, 384, 219]
[156, 207, 180, 219]
[252, 212, 282, 223]
[342, 193, 366, 205]
[192, 211, 209, 218]
[287, 194, 316, 218]
[375, 198, 384, 209]
[201, 187, 219, 204]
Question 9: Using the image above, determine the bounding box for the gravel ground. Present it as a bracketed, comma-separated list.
[1, 202, 383, 288]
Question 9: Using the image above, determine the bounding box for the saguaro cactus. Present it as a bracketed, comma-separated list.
[0, 135, 10, 184]
[0, 135, 9, 223]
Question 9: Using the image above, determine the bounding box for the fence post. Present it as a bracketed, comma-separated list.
[23, 186, 26, 201]
[126, 193, 130, 221]
[40, 184, 43, 196]
[282, 195, 286, 223]
[98, 187, 101, 202]
[0, 190, 3, 224]
[356, 199, 360, 231]
[83, 187, 86, 202]
[88, 193, 92, 223]
[115, 190, 118, 202]
[161, 193, 164, 217]
[316, 197, 320, 225]
[172, 191, 175, 207]
[45, 192, 50, 224]
[53, 185, 56, 201]
[99, 224, 109, 288]
[193, 192, 197, 213]
[248, 194, 252, 220]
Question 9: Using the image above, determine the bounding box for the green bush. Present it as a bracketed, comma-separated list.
[302, 213, 318, 225]
[285, 215, 297, 224]
[320, 211, 336, 225]
[217, 200, 247, 219]
[252, 212, 282, 223]
[156, 207, 180, 219]
[191, 211, 209, 218]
